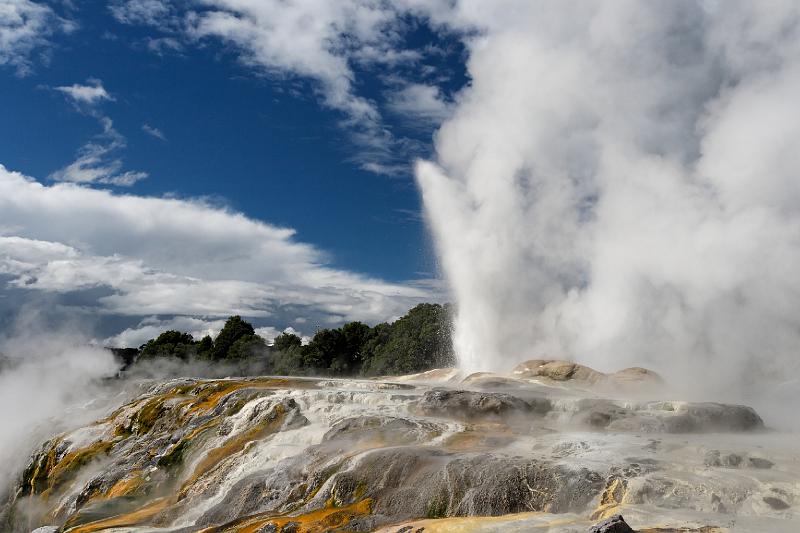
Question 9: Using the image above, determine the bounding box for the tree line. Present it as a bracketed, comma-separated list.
[113, 303, 455, 377]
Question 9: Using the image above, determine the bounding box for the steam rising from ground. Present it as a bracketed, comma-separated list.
[0, 311, 121, 494]
[416, 1, 800, 399]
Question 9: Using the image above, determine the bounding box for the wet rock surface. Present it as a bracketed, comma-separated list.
[2, 371, 797, 533]
[589, 514, 635, 532]
[414, 389, 551, 422]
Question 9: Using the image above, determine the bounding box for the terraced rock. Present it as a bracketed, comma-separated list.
[1, 372, 796, 533]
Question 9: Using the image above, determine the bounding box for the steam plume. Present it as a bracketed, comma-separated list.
[416, 1, 800, 400]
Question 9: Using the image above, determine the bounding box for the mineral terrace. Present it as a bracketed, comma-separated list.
[3, 360, 797, 532]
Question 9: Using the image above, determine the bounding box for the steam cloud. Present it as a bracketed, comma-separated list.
[416, 1, 800, 401]
[0, 309, 121, 493]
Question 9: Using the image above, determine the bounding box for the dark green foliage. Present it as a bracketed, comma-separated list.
[139, 330, 197, 360]
[127, 303, 454, 377]
[273, 332, 302, 352]
[108, 347, 138, 369]
[270, 304, 454, 377]
[360, 303, 455, 376]
[297, 321, 372, 374]
[212, 316, 255, 361]
[227, 334, 267, 361]
[196, 335, 214, 359]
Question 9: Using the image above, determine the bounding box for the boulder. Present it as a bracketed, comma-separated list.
[589, 514, 636, 532]
[573, 400, 764, 433]
[749, 457, 774, 469]
[512, 359, 606, 383]
[704, 450, 743, 467]
[610, 367, 664, 386]
[461, 372, 530, 388]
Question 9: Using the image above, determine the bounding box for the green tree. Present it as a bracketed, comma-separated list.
[139, 330, 196, 361]
[227, 334, 267, 361]
[273, 332, 302, 352]
[212, 316, 255, 361]
[360, 303, 454, 376]
[271, 332, 304, 375]
[301, 328, 338, 371]
[196, 335, 214, 359]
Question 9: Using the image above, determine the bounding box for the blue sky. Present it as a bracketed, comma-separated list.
[2, 2, 467, 279]
[0, 0, 469, 346]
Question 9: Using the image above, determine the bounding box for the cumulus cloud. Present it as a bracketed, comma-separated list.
[0, 164, 433, 343]
[54, 78, 114, 106]
[0, 0, 74, 75]
[414, 1, 800, 405]
[104, 316, 228, 348]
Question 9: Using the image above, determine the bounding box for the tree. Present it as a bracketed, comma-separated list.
[139, 330, 196, 361]
[125, 305, 455, 378]
[333, 321, 371, 373]
[212, 316, 255, 361]
[227, 334, 267, 361]
[271, 332, 304, 375]
[273, 332, 302, 352]
[360, 304, 454, 376]
[196, 335, 214, 359]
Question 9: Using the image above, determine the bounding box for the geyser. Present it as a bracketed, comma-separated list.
[416, 0, 800, 397]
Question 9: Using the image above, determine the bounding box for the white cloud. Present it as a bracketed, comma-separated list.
[0, 0, 74, 75]
[142, 123, 166, 141]
[0, 164, 434, 340]
[111, 323, 310, 349]
[55, 79, 113, 106]
[387, 82, 452, 124]
[49, 117, 148, 186]
[145, 35, 182, 55]
[109, 0, 171, 26]
[104, 316, 228, 348]
[49, 81, 147, 187]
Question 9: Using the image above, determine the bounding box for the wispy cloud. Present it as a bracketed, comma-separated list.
[142, 123, 166, 141]
[54, 79, 113, 106]
[145, 36, 182, 55]
[0, 0, 75, 75]
[108, 0, 172, 26]
[49, 79, 148, 187]
[183, 0, 400, 172]
[49, 117, 148, 187]
[386, 83, 453, 125]
[110, 0, 460, 175]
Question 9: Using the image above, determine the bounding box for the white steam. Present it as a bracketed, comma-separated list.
[416, 1, 800, 398]
[0, 311, 121, 492]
